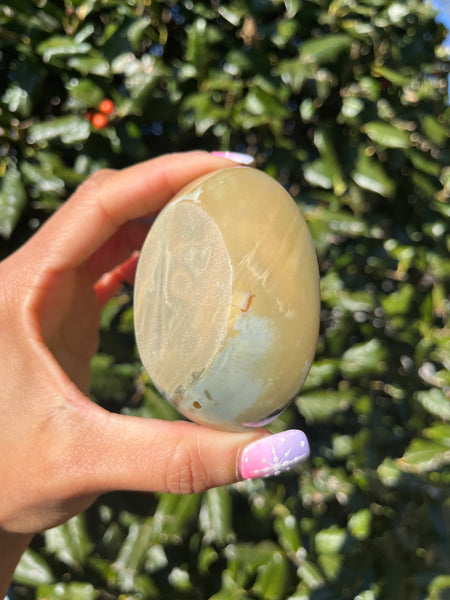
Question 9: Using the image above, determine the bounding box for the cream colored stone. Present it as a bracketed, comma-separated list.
[134, 167, 320, 431]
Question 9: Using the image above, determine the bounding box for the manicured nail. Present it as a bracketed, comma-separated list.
[211, 151, 255, 165]
[240, 430, 310, 480]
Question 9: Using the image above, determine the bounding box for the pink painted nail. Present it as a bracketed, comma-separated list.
[211, 151, 255, 165]
[240, 430, 310, 479]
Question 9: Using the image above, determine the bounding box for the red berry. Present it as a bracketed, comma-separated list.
[92, 112, 109, 129]
[99, 99, 115, 115]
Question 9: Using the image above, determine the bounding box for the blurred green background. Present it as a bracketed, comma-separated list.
[1, 0, 449, 598]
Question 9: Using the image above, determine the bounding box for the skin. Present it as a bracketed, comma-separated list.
[0, 151, 268, 595]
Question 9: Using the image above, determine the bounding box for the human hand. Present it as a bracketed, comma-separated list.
[0, 151, 309, 589]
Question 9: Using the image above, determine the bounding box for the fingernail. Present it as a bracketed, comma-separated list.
[240, 430, 310, 480]
[211, 151, 255, 165]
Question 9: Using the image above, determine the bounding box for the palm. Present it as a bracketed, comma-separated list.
[35, 265, 101, 394]
[32, 212, 144, 393]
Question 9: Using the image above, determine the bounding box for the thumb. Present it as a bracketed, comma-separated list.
[67, 392, 310, 495]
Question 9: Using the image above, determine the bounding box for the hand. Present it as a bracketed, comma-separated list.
[0, 151, 309, 592]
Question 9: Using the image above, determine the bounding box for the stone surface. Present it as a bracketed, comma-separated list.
[134, 167, 320, 431]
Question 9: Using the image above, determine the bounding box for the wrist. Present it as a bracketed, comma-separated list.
[0, 531, 32, 599]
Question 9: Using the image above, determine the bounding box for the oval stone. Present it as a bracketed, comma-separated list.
[134, 167, 320, 431]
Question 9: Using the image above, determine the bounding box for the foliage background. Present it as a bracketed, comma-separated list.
[1, 0, 449, 598]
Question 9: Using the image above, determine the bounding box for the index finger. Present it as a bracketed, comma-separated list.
[24, 151, 239, 272]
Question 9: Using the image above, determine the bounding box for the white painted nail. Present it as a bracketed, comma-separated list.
[211, 151, 255, 165]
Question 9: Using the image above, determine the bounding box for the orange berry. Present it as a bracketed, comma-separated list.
[99, 99, 115, 115]
[91, 112, 109, 129]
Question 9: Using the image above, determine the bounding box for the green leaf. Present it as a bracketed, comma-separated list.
[355, 591, 379, 600]
[296, 390, 355, 422]
[21, 160, 65, 196]
[199, 487, 235, 545]
[168, 566, 193, 592]
[427, 575, 450, 598]
[10, 2, 62, 33]
[28, 115, 91, 145]
[67, 54, 110, 76]
[0, 161, 27, 239]
[299, 97, 316, 121]
[423, 424, 450, 446]
[347, 509, 372, 540]
[252, 551, 290, 600]
[226, 542, 282, 574]
[372, 65, 412, 87]
[276, 59, 310, 92]
[315, 526, 348, 554]
[36, 583, 95, 600]
[341, 16, 375, 39]
[14, 549, 55, 586]
[339, 290, 375, 312]
[332, 434, 354, 459]
[422, 114, 449, 147]
[244, 87, 289, 119]
[152, 493, 201, 539]
[340, 96, 364, 120]
[407, 149, 442, 176]
[223, 49, 256, 76]
[145, 544, 169, 573]
[358, 75, 382, 100]
[318, 553, 343, 581]
[114, 521, 153, 587]
[2, 83, 32, 117]
[382, 284, 415, 315]
[66, 78, 105, 108]
[44, 514, 94, 567]
[182, 92, 229, 135]
[185, 18, 222, 78]
[198, 545, 219, 575]
[314, 129, 346, 195]
[299, 34, 352, 64]
[302, 360, 340, 391]
[416, 389, 450, 421]
[117, 55, 167, 110]
[209, 578, 245, 600]
[127, 16, 152, 51]
[74, 23, 95, 44]
[297, 560, 325, 590]
[341, 339, 387, 378]
[412, 171, 441, 200]
[352, 150, 396, 197]
[274, 509, 302, 554]
[217, 5, 242, 26]
[37, 36, 91, 63]
[400, 439, 450, 472]
[303, 159, 333, 190]
[362, 121, 410, 148]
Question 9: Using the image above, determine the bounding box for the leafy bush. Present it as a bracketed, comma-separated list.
[2, 0, 449, 598]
